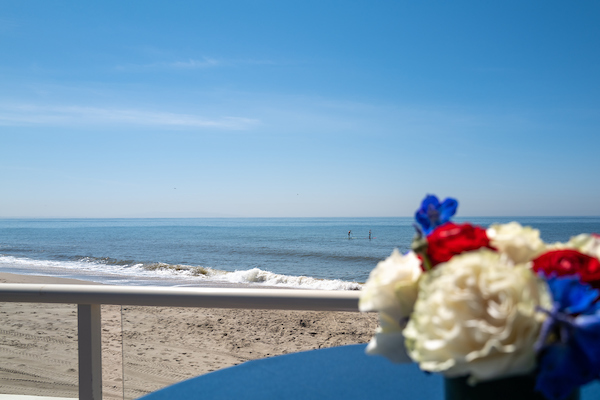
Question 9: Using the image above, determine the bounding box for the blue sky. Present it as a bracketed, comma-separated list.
[1, 1, 599, 218]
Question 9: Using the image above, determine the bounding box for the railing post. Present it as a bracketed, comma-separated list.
[78, 304, 102, 400]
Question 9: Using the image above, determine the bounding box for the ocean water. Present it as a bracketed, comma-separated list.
[0, 217, 599, 290]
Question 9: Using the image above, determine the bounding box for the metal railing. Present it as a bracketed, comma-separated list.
[0, 284, 361, 400]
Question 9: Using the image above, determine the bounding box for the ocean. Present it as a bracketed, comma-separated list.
[1, 217, 599, 290]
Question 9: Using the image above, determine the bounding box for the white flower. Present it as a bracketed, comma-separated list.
[543, 241, 569, 251]
[359, 249, 422, 363]
[359, 249, 422, 320]
[403, 249, 551, 383]
[365, 312, 413, 363]
[486, 222, 545, 264]
[567, 233, 600, 259]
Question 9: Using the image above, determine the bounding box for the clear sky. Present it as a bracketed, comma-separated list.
[1, 1, 599, 218]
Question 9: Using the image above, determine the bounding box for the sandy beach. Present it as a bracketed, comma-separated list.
[0, 273, 377, 399]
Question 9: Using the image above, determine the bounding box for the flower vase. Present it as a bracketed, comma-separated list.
[444, 374, 580, 400]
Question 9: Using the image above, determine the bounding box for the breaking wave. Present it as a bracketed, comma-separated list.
[0, 255, 363, 291]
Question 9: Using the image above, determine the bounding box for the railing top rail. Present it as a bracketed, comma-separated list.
[0, 283, 362, 312]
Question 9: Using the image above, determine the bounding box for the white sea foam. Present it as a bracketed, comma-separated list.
[0, 255, 363, 291]
[216, 267, 362, 290]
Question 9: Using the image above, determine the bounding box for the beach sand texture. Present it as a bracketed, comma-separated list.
[0, 273, 377, 399]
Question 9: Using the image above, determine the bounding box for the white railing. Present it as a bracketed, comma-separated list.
[0, 284, 362, 400]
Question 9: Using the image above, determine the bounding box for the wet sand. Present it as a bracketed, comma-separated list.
[0, 273, 377, 399]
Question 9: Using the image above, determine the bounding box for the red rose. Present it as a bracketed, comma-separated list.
[532, 249, 600, 287]
[425, 222, 493, 267]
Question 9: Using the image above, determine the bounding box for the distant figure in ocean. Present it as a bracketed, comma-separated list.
[369, 230, 371, 240]
[348, 230, 352, 238]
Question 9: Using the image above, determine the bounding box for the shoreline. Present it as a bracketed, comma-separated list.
[0, 272, 103, 285]
[0, 262, 365, 290]
[0, 273, 377, 399]
[0, 270, 346, 290]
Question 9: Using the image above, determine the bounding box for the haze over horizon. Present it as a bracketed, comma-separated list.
[2, 1, 599, 218]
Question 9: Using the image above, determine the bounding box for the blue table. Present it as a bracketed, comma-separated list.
[139, 344, 600, 400]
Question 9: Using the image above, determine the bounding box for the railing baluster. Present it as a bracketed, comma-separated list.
[78, 304, 103, 400]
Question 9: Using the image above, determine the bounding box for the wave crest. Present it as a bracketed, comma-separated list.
[0, 255, 363, 291]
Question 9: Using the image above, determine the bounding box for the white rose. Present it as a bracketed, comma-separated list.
[359, 249, 422, 320]
[543, 241, 569, 251]
[365, 312, 412, 363]
[568, 233, 600, 259]
[359, 249, 422, 363]
[403, 249, 551, 383]
[486, 222, 545, 263]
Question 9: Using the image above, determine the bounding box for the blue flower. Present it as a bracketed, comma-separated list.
[414, 195, 458, 235]
[545, 276, 600, 315]
[535, 276, 600, 400]
[536, 340, 595, 400]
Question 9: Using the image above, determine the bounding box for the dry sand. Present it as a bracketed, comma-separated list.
[0, 273, 377, 399]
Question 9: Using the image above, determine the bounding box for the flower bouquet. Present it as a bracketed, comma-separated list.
[359, 195, 600, 400]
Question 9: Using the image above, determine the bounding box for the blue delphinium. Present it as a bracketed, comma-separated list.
[535, 276, 600, 400]
[414, 195, 458, 235]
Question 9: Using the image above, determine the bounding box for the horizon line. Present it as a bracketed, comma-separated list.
[1, 215, 599, 220]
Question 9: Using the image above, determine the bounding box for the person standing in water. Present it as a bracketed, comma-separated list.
[348, 230, 352, 238]
[369, 230, 372, 240]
